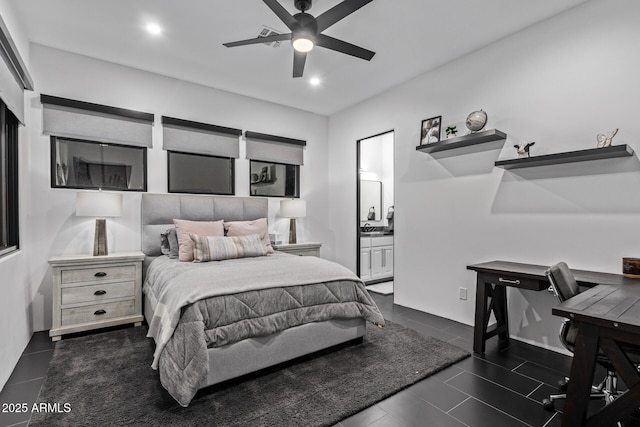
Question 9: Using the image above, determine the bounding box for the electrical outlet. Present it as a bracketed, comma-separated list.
[459, 287, 468, 300]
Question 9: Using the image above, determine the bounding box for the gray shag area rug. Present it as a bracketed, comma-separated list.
[30, 322, 469, 427]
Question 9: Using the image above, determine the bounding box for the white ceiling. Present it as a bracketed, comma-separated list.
[9, 0, 588, 116]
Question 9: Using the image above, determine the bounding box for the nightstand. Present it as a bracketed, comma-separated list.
[48, 252, 145, 341]
[272, 242, 322, 257]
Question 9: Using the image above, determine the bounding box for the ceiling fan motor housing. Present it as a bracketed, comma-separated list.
[292, 12, 317, 34]
[294, 0, 312, 12]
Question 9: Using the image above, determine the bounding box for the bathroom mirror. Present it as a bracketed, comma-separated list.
[360, 180, 382, 221]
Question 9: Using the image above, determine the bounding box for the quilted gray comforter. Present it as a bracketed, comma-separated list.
[143, 252, 385, 406]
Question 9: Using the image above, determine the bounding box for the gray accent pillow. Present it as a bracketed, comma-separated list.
[160, 228, 179, 259]
[190, 233, 267, 262]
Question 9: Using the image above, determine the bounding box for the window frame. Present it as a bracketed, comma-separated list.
[0, 101, 19, 257]
[249, 159, 300, 198]
[167, 150, 235, 196]
[49, 136, 148, 192]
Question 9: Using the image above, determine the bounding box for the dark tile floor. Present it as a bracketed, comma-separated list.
[339, 293, 640, 427]
[0, 332, 54, 427]
[0, 293, 637, 426]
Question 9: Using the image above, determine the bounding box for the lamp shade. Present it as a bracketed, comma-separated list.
[76, 192, 123, 217]
[280, 199, 306, 218]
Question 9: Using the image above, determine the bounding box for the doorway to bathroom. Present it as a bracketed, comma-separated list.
[357, 130, 394, 295]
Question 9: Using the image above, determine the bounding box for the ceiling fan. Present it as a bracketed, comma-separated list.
[223, 0, 375, 78]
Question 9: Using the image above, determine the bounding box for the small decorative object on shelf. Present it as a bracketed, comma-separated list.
[514, 141, 535, 158]
[623, 257, 640, 279]
[465, 109, 487, 133]
[445, 125, 458, 138]
[420, 115, 441, 145]
[596, 128, 618, 148]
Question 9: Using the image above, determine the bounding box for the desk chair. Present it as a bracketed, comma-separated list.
[542, 262, 626, 414]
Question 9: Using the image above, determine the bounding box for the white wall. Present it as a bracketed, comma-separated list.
[0, 0, 32, 389]
[26, 44, 330, 332]
[328, 0, 640, 353]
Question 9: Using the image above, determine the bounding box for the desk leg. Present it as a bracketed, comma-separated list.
[474, 278, 510, 355]
[561, 323, 599, 427]
[474, 280, 490, 354]
[493, 285, 510, 344]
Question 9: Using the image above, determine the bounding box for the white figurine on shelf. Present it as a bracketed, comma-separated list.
[596, 128, 618, 148]
[514, 141, 535, 158]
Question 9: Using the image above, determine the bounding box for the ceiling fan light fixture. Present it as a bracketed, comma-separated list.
[292, 33, 315, 52]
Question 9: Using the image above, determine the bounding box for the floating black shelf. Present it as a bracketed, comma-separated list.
[415, 129, 507, 154]
[495, 144, 635, 170]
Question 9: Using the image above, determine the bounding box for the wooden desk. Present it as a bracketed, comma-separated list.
[467, 261, 637, 354]
[553, 284, 640, 427]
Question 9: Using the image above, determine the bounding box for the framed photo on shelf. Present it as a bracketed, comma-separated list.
[420, 116, 441, 145]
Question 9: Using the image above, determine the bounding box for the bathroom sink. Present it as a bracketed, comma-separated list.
[361, 231, 393, 237]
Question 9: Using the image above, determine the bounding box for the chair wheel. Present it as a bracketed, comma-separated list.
[542, 398, 555, 411]
[558, 379, 569, 391]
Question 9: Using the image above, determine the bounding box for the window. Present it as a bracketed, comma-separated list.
[168, 151, 234, 195]
[50, 137, 147, 191]
[244, 131, 304, 197]
[250, 160, 299, 198]
[0, 100, 19, 256]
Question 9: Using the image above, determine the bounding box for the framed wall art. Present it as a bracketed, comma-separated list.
[420, 116, 441, 145]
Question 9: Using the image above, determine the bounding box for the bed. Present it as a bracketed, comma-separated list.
[141, 193, 385, 406]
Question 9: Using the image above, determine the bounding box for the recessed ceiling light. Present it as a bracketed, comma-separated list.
[310, 77, 321, 86]
[146, 23, 162, 36]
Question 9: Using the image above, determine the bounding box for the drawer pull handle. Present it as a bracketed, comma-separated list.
[94, 272, 107, 278]
[499, 278, 520, 285]
[94, 290, 107, 296]
[94, 309, 107, 315]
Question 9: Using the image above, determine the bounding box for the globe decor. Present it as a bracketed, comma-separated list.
[465, 109, 488, 132]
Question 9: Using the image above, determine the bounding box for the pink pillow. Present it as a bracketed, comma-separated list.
[173, 219, 224, 262]
[224, 218, 273, 254]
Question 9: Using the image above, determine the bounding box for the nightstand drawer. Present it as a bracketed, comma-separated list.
[61, 264, 136, 284]
[61, 300, 135, 326]
[288, 249, 320, 257]
[61, 281, 136, 305]
[272, 242, 322, 257]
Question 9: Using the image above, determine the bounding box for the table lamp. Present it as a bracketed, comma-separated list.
[280, 199, 306, 244]
[76, 191, 123, 256]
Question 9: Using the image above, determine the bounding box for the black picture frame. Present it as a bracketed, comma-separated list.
[420, 115, 441, 145]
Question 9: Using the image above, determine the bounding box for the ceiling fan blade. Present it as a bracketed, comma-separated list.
[263, 0, 298, 30]
[316, 34, 375, 61]
[293, 51, 307, 78]
[315, 0, 373, 32]
[223, 33, 292, 48]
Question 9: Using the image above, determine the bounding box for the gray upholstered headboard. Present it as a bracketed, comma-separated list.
[141, 193, 268, 273]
